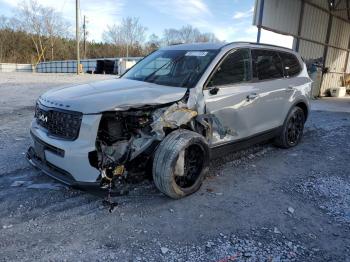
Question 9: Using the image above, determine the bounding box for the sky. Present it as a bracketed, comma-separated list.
[0, 0, 293, 47]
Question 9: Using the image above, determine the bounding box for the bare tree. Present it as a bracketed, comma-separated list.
[43, 8, 70, 60]
[144, 33, 161, 53]
[178, 25, 200, 43]
[122, 17, 147, 57]
[0, 15, 11, 30]
[162, 25, 221, 46]
[103, 17, 147, 57]
[13, 0, 69, 62]
[14, 0, 46, 61]
[0, 15, 10, 61]
[163, 28, 181, 45]
[103, 24, 123, 46]
[195, 32, 220, 43]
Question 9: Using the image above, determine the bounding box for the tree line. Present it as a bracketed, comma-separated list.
[0, 0, 221, 64]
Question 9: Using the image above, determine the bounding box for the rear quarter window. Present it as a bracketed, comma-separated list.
[252, 49, 284, 80]
[279, 52, 302, 77]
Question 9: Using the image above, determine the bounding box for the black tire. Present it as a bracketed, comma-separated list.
[274, 106, 305, 148]
[152, 129, 210, 199]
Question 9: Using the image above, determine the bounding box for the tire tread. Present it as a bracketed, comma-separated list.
[153, 129, 209, 199]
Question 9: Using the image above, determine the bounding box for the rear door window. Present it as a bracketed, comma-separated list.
[279, 52, 302, 77]
[252, 49, 284, 80]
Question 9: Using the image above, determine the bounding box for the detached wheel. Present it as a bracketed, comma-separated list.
[153, 130, 210, 199]
[274, 106, 305, 148]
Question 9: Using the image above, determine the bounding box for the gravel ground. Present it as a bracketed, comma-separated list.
[0, 73, 349, 262]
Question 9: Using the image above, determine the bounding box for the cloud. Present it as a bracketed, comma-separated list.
[148, 0, 212, 28]
[148, 0, 244, 42]
[233, 6, 254, 20]
[260, 29, 294, 48]
[0, 0, 125, 41]
[205, 5, 256, 43]
[147, 1, 258, 43]
[80, 0, 125, 42]
[212, 26, 238, 42]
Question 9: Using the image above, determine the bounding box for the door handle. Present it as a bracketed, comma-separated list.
[247, 93, 258, 101]
[286, 85, 295, 91]
[209, 86, 219, 95]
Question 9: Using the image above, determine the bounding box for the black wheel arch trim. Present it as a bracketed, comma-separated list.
[290, 99, 309, 121]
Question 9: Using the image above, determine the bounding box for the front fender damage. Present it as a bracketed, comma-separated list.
[96, 101, 199, 190]
[95, 98, 231, 201]
[151, 102, 198, 139]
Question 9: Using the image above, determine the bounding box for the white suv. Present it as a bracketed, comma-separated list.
[27, 42, 312, 199]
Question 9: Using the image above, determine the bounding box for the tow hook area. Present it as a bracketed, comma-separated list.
[100, 165, 127, 212]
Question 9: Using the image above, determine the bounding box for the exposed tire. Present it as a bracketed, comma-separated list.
[152, 129, 210, 199]
[274, 106, 305, 148]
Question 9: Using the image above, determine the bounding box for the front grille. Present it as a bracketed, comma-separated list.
[35, 103, 82, 140]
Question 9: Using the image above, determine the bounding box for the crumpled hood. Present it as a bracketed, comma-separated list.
[39, 78, 187, 114]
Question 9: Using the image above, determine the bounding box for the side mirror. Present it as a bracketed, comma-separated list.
[209, 86, 219, 95]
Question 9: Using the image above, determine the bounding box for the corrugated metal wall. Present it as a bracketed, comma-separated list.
[300, 4, 329, 43]
[333, 0, 349, 20]
[308, 0, 329, 9]
[326, 47, 347, 72]
[298, 40, 324, 60]
[261, 0, 301, 35]
[329, 18, 350, 49]
[300, 1, 330, 96]
[254, 0, 350, 96]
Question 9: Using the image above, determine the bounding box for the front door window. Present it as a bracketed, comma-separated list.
[208, 48, 252, 87]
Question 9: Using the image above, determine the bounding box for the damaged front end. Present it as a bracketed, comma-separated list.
[94, 93, 233, 199]
[95, 101, 199, 192]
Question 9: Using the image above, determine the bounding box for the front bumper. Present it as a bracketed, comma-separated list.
[26, 146, 98, 187]
[27, 114, 102, 185]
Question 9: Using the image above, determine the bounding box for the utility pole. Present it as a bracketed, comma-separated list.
[76, 0, 80, 75]
[83, 15, 87, 59]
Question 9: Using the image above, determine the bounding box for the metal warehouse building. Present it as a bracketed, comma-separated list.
[254, 0, 350, 97]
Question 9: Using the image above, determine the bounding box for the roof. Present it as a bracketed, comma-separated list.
[161, 41, 293, 52]
[229, 42, 293, 51]
[161, 42, 226, 50]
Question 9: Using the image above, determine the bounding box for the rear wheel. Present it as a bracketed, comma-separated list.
[152, 130, 209, 199]
[274, 106, 305, 148]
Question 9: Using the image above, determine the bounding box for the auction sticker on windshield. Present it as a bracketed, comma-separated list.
[185, 51, 208, 56]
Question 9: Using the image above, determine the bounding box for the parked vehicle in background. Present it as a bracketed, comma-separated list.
[27, 42, 312, 199]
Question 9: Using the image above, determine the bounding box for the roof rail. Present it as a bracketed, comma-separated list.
[169, 42, 185, 46]
[222, 41, 293, 51]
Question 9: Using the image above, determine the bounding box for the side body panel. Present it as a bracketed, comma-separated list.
[203, 83, 262, 144]
[250, 78, 293, 129]
[192, 44, 311, 147]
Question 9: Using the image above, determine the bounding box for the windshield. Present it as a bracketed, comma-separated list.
[122, 49, 218, 88]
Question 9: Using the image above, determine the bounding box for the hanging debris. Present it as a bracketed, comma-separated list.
[151, 102, 198, 139]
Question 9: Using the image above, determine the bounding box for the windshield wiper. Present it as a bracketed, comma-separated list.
[180, 65, 200, 88]
[143, 54, 186, 83]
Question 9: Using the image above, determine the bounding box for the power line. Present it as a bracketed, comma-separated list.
[83, 15, 87, 59]
[76, 0, 80, 75]
[60, 0, 68, 13]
